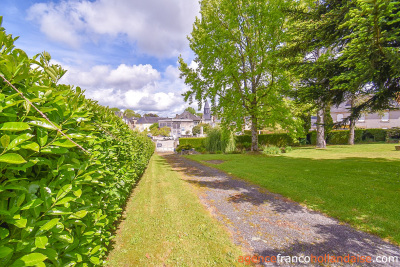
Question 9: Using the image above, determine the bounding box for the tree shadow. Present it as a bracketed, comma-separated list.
[254, 223, 400, 266]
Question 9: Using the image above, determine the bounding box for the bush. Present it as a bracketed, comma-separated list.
[176, 144, 193, 153]
[204, 128, 224, 153]
[236, 133, 297, 148]
[363, 128, 387, 142]
[262, 145, 281, 155]
[281, 146, 293, 153]
[179, 137, 205, 150]
[0, 22, 154, 266]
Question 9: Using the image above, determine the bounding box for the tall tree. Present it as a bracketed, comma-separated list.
[185, 107, 197, 116]
[123, 109, 141, 118]
[143, 113, 159, 117]
[286, 0, 351, 148]
[179, 0, 303, 151]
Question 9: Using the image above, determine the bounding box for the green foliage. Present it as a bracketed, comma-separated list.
[192, 123, 211, 135]
[179, 137, 205, 150]
[204, 128, 224, 153]
[364, 129, 388, 142]
[236, 133, 296, 148]
[262, 145, 281, 155]
[179, 0, 303, 151]
[143, 113, 158, 117]
[109, 107, 120, 113]
[309, 129, 389, 145]
[176, 144, 193, 153]
[0, 23, 154, 266]
[123, 109, 141, 118]
[150, 123, 171, 137]
[184, 107, 197, 115]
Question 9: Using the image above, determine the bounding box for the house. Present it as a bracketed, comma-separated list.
[135, 116, 167, 132]
[330, 100, 400, 129]
[159, 111, 201, 138]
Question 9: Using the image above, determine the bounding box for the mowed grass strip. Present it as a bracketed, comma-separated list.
[186, 144, 400, 245]
[106, 154, 243, 266]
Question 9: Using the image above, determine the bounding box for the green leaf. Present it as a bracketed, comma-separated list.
[41, 147, 68, 154]
[68, 210, 88, 219]
[28, 121, 57, 130]
[89, 256, 100, 265]
[14, 218, 27, 228]
[0, 122, 30, 132]
[21, 142, 40, 152]
[35, 236, 48, 249]
[0, 227, 9, 239]
[56, 184, 72, 200]
[39, 218, 59, 232]
[12, 253, 47, 266]
[36, 127, 47, 147]
[0, 153, 26, 164]
[8, 133, 34, 150]
[0, 135, 10, 148]
[55, 233, 73, 243]
[0, 247, 13, 258]
[52, 139, 77, 148]
[55, 197, 75, 206]
[73, 189, 82, 198]
[20, 199, 43, 210]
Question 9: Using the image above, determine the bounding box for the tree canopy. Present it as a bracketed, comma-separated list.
[124, 109, 141, 118]
[179, 0, 303, 151]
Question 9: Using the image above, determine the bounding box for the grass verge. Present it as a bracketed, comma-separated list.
[106, 153, 243, 266]
[186, 144, 400, 245]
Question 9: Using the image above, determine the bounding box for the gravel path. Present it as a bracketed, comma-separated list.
[162, 154, 400, 266]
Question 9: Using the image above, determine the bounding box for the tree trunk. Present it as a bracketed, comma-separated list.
[251, 115, 258, 152]
[348, 97, 356, 145]
[316, 104, 326, 149]
[348, 118, 355, 145]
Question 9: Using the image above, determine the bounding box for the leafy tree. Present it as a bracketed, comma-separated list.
[110, 107, 121, 113]
[179, 0, 303, 151]
[149, 122, 159, 131]
[124, 109, 141, 118]
[185, 107, 197, 115]
[149, 123, 171, 136]
[286, 0, 352, 148]
[144, 113, 159, 117]
[192, 123, 211, 135]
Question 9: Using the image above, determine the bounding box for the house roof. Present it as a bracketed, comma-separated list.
[175, 111, 201, 121]
[136, 117, 167, 124]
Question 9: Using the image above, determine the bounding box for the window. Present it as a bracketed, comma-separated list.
[337, 114, 343, 122]
[381, 112, 389, 122]
[358, 114, 365, 122]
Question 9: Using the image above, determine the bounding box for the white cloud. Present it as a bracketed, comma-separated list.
[58, 63, 191, 116]
[27, 0, 200, 57]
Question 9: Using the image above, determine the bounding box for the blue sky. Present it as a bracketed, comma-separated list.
[0, 0, 200, 116]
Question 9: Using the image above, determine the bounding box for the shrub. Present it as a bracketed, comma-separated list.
[363, 129, 387, 142]
[204, 128, 224, 153]
[176, 144, 193, 153]
[262, 145, 281, 155]
[179, 137, 205, 150]
[281, 146, 293, 153]
[0, 22, 154, 266]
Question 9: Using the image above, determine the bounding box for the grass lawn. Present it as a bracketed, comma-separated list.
[186, 143, 400, 245]
[106, 154, 243, 266]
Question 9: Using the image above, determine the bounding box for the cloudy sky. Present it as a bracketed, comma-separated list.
[0, 0, 200, 117]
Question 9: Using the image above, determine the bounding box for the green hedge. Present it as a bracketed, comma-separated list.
[179, 137, 205, 150]
[310, 128, 390, 145]
[0, 21, 154, 266]
[236, 133, 296, 147]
